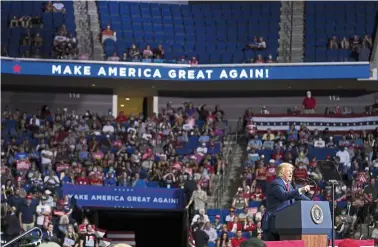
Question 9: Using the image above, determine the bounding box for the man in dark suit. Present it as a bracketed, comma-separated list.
[5, 206, 21, 247]
[42, 223, 58, 243]
[193, 222, 209, 247]
[344, 198, 358, 230]
[262, 163, 312, 241]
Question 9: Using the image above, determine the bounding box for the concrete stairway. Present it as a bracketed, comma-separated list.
[73, 1, 93, 58]
[277, 1, 293, 63]
[218, 137, 247, 208]
[290, 1, 305, 62]
[86, 1, 105, 61]
[277, 1, 305, 63]
[207, 134, 237, 209]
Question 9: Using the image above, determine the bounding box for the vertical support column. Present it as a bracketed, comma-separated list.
[153, 96, 159, 114]
[112, 94, 118, 117]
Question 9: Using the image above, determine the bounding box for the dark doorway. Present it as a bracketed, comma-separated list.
[87, 208, 188, 247]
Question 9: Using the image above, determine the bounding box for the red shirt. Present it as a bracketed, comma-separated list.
[308, 161, 317, 169]
[116, 115, 127, 123]
[89, 177, 103, 186]
[231, 237, 246, 247]
[251, 193, 265, 201]
[75, 176, 89, 185]
[256, 168, 267, 180]
[266, 165, 276, 183]
[294, 168, 308, 180]
[302, 97, 316, 109]
[227, 222, 242, 232]
[272, 152, 283, 160]
[244, 223, 257, 232]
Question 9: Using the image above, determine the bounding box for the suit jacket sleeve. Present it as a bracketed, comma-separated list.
[296, 193, 311, 201]
[270, 183, 301, 201]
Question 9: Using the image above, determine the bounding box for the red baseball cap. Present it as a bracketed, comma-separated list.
[338, 239, 359, 247]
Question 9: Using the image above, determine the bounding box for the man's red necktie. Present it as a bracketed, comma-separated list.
[286, 183, 290, 192]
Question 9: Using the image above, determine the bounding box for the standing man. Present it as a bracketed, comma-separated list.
[186, 183, 207, 215]
[302, 91, 317, 114]
[5, 206, 20, 246]
[193, 222, 209, 247]
[18, 195, 36, 232]
[262, 163, 312, 241]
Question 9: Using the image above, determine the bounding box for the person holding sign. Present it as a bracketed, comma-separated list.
[63, 224, 78, 247]
[79, 224, 98, 247]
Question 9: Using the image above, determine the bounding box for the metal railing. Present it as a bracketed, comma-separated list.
[3, 227, 43, 247]
[213, 117, 242, 209]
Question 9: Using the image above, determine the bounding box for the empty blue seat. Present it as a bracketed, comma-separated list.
[96, 1, 280, 63]
[304, 1, 378, 62]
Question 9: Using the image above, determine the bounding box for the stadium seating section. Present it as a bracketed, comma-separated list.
[97, 2, 280, 64]
[305, 1, 378, 62]
[1, 1, 75, 58]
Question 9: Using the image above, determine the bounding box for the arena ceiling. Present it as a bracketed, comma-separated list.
[2, 74, 378, 97]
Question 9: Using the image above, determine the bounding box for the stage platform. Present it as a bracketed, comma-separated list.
[264, 239, 374, 247]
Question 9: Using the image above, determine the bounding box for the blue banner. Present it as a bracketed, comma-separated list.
[1, 57, 371, 80]
[62, 185, 185, 210]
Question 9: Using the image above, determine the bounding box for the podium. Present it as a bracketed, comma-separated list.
[275, 201, 331, 247]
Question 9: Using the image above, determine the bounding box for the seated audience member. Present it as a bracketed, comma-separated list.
[43, 223, 59, 243]
[265, 55, 276, 63]
[203, 222, 218, 244]
[102, 25, 116, 43]
[257, 37, 266, 49]
[230, 230, 247, 247]
[44, 1, 56, 12]
[227, 217, 242, 233]
[107, 52, 120, 61]
[121, 52, 128, 61]
[128, 44, 140, 60]
[153, 44, 165, 58]
[21, 29, 32, 46]
[260, 106, 270, 115]
[177, 56, 189, 64]
[254, 55, 264, 63]
[232, 188, 248, 209]
[142, 45, 153, 58]
[363, 34, 372, 49]
[66, 33, 77, 48]
[329, 36, 340, 49]
[189, 56, 199, 65]
[192, 209, 210, 225]
[341, 37, 350, 50]
[33, 33, 43, 47]
[217, 232, 229, 247]
[245, 36, 259, 50]
[53, 1, 65, 13]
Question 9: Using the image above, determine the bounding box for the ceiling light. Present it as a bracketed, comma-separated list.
[120, 104, 124, 107]
[125, 98, 130, 101]
[91, 84, 95, 87]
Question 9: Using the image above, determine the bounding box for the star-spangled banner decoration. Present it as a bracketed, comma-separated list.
[250, 115, 378, 132]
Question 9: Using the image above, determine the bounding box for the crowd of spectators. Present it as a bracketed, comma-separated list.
[4, 1, 78, 60]
[185, 94, 378, 247]
[103, 26, 200, 64]
[52, 27, 78, 60]
[1, 102, 227, 245]
[8, 13, 44, 59]
[240, 109, 378, 242]
[328, 34, 373, 61]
